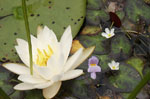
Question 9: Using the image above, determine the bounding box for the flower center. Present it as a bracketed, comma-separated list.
[90, 64, 96, 66]
[112, 66, 116, 69]
[108, 33, 112, 37]
[36, 45, 53, 66]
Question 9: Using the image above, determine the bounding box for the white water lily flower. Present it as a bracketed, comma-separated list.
[108, 60, 119, 70]
[3, 26, 95, 99]
[101, 28, 115, 38]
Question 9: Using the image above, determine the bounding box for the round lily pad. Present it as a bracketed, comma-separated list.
[0, 0, 86, 62]
[108, 63, 141, 92]
[126, 57, 145, 78]
[110, 34, 132, 61]
[96, 55, 112, 72]
[63, 78, 97, 99]
[125, 0, 150, 24]
[78, 34, 110, 55]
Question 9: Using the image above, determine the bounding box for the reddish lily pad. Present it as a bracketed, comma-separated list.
[109, 12, 122, 28]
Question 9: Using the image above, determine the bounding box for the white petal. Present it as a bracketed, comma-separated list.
[111, 28, 115, 34]
[115, 62, 119, 67]
[111, 33, 115, 37]
[35, 81, 54, 89]
[18, 74, 47, 84]
[15, 38, 29, 66]
[14, 83, 35, 90]
[37, 26, 58, 52]
[37, 26, 58, 43]
[105, 28, 110, 34]
[3, 63, 30, 75]
[30, 35, 38, 60]
[116, 66, 119, 70]
[37, 25, 43, 35]
[47, 53, 64, 76]
[61, 69, 83, 81]
[60, 26, 72, 64]
[50, 74, 62, 82]
[34, 64, 52, 80]
[43, 81, 62, 99]
[64, 48, 83, 72]
[112, 60, 116, 66]
[15, 36, 38, 67]
[101, 32, 108, 38]
[70, 46, 95, 70]
[108, 63, 112, 68]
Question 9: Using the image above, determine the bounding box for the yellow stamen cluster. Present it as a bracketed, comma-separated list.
[108, 33, 112, 37]
[90, 64, 96, 66]
[36, 45, 53, 66]
[112, 66, 116, 69]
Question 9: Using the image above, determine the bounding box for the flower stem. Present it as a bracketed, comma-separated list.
[110, 21, 114, 29]
[22, 0, 33, 75]
[127, 71, 150, 99]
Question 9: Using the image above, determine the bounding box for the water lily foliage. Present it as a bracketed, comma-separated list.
[3, 26, 95, 98]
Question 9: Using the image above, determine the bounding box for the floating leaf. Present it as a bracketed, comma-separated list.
[87, 0, 103, 10]
[78, 34, 110, 55]
[0, 0, 86, 62]
[86, 10, 109, 25]
[110, 34, 132, 61]
[96, 55, 112, 71]
[63, 79, 97, 99]
[109, 12, 121, 28]
[25, 90, 44, 99]
[10, 91, 23, 99]
[108, 63, 141, 92]
[126, 57, 144, 77]
[125, 0, 150, 24]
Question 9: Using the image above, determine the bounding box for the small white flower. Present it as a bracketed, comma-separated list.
[3, 25, 95, 99]
[101, 28, 115, 38]
[108, 60, 119, 70]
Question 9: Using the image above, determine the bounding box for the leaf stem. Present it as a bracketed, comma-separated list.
[127, 71, 150, 99]
[22, 0, 33, 75]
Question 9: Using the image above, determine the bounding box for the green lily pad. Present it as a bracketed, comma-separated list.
[25, 90, 44, 99]
[116, 11, 125, 21]
[110, 34, 132, 61]
[86, 10, 109, 25]
[96, 55, 112, 71]
[0, 68, 14, 95]
[0, 72, 9, 81]
[0, 0, 86, 62]
[87, 0, 104, 10]
[63, 78, 97, 99]
[10, 91, 24, 99]
[120, 93, 130, 99]
[108, 63, 141, 92]
[126, 0, 150, 24]
[78, 34, 110, 55]
[126, 57, 144, 77]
